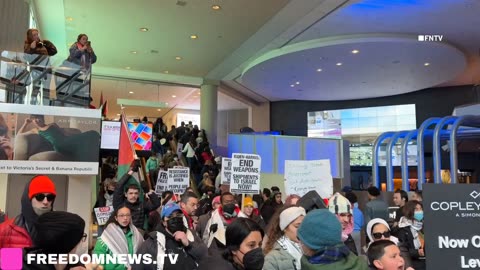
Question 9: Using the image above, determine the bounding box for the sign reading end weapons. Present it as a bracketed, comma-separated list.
[167, 167, 190, 194]
[231, 153, 261, 194]
[284, 160, 333, 198]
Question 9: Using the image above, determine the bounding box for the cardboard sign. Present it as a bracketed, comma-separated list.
[424, 184, 480, 270]
[94, 206, 114, 226]
[167, 167, 190, 194]
[284, 160, 333, 198]
[231, 153, 261, 194]
[221, 158, 232, 185]
[155, 171, 169, 195]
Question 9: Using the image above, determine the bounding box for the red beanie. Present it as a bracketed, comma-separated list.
[28, 175, 57, 199]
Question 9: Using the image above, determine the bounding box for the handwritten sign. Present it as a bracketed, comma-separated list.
[284, 160, 333, 198]
[231, 153, 261, 194]
[155, 171, 169, 195]
[221, 158, 232, 185]
[94, 206, 114, 226]
[167, 167, 190, 194]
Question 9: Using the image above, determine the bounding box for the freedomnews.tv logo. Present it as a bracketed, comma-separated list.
[418, 35, 444, 42]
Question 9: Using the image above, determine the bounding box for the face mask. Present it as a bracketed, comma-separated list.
[167, 217, 186, 234]
[414, 211, 424, 221]
[107, 190, 114, 195]
[222, 203, 237, 218]
[241, 248, 264, 270]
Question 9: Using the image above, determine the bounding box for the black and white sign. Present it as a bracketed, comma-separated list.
[155, 170, 169, 195]
[231, 153, 261, 194]
[94, 206, 114, 226]
[167, 167, 190, 194]
[221, 157, 232, 185]
[284, 160, 333, 198]
[424, 184, 480, 270]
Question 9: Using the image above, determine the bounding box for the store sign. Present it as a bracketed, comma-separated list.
[424, 184, 480, 270]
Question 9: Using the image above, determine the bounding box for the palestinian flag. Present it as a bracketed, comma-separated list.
[117, 111, 144, 201]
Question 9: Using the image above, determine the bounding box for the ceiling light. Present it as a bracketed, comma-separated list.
[157, 109, 162, 111]
[316, 68, 322, 72]
[164, 70, 169, 74]
[336, 62, 343, 66]
[212, 5, 221, 10]
[351, 50, 359, 54]
[116, 114, 120, 116]
[175, 56, 182, 60]
[129, 91, 134, 94]
[139, 27, 149, 32]
[290, 84, 295, 87]
[424, 62, 430, 66]
[125, 67, 131, 70]
[295, 81, 300, 85]
[172, 95, 176, 98]
[66, 17, 73, 22]
[190, 35, 198, 39]
[130, 51, 137, 54]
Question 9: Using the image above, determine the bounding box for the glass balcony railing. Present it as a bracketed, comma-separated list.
[0, 50, 91, 107]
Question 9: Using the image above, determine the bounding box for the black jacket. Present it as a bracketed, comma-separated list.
[132, 225, 207, 270]
[344, 234, 358, 256]
[394, 226, 426, 270]
[198, 253, 240, 270]
[113, 173, 161, 230]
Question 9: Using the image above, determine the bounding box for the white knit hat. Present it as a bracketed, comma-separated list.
[279, 206, 306, 231]
[328, 192, 352, 215]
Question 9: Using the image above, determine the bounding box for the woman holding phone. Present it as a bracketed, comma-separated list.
[67, 33, 97, 70]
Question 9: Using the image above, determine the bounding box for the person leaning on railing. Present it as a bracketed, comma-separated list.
[23, 28, 57, 56]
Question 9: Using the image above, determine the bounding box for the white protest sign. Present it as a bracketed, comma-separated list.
[221, 158, 232, 185]
[94, 206, 114, 226]
[155, 171, 169, 195]
[284, 160, 333, 198]
[177, 143, 184, 158]
[231, 153, 261, 194]
[167, 167, 190, 194]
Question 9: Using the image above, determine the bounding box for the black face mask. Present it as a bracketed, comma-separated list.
[107, 190, 114, 195]
[242, 248, 264, 270]
[167, 217, 186, 234]
[222, 203, 237, 218]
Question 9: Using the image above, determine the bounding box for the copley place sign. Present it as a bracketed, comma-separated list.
[430, 191, 480, 217]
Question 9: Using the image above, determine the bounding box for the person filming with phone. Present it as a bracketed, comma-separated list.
[67, 33, 97, 71]
[24, 28, 57, 56]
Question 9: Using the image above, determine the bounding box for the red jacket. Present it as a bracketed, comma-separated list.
[0, 217, 32, 248]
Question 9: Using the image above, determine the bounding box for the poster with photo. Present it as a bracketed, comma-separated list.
[0, 104, 101, 174]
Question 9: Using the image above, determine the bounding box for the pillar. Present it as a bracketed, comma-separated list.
[200, 82, 218, 150]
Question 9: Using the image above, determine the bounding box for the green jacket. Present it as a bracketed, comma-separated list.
[301, 253, 369, 270]
[93, 230, 134, 270]
[263, 242, 299, 270]
[146, 158, 158, 171]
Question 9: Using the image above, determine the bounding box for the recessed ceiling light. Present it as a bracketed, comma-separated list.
[336, 62, 343, 66]
[139, 27, 149, 32]
[157, 109, 162, 111]
[125, 67, 131, 70]
[172, 95, 176, 98]
[316, 68, 322, 72]
[190, 35, 198, 39]
[424, 62, 430, 66]
[212, 5, 221, 10]
[295, 81, 300, 85]
[351, 50, 359, 54]
[129, 91, 134, 94]
[164, 70, 169, 74]
[290, 84, 295, 87]
[130, 51, 137, 54]
[175, 56, 182, 60]
[66, 17, 73, 22]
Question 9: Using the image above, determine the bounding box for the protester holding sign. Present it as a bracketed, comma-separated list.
[394, 200, 425, 270]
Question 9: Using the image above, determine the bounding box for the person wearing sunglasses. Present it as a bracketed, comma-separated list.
[366, 219, 412, 269]
[0, 175, 56, 248]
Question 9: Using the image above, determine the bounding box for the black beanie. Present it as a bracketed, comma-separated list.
[34, 211, 85, 254]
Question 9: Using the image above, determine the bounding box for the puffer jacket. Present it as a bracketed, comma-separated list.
[263, 242, 298, 270]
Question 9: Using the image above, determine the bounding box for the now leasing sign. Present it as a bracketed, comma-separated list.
[424, 184, 480, 269]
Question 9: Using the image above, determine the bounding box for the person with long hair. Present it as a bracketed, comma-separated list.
[67, 34, 97, 70]
[263, 205, 306, 270]
[395, 200, 425, 270]
[24, 28, 57, 56]
[198, 217, 265, 270]
[93, 206, 144, 270]
[0, 114, 13, 160]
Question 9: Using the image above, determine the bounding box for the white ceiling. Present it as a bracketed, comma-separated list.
[33, 0, 480, 106]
